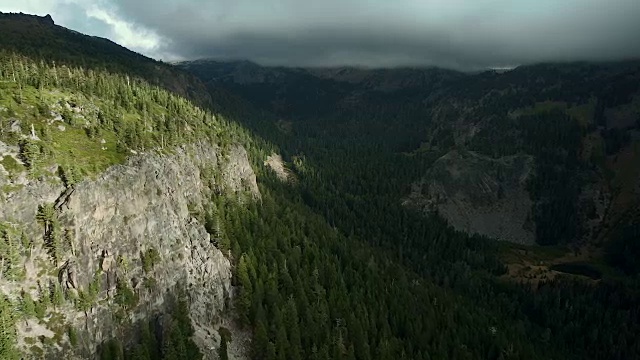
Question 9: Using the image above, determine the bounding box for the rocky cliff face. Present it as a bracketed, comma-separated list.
[0, 141, 258, 359]
[404, 150, 536, 244]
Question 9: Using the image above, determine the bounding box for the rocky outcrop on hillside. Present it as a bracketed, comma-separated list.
[0, 142, 258, 359]
[223, 144, 261, 197]
[264, 153, 290, 182]
[404, 150, 536, 244]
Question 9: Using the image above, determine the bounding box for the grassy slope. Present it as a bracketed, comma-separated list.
[0, 82, 125, 176]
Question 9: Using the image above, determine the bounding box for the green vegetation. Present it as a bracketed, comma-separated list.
[606, 222, 640, 275]
[0, 295, 19, 360]
[140, 247, 161, 273]
[185, 60, 640, 360]
[219, 188, 515, 359]
[549, 262, 603, 279]
[2, 13, 640, 360]
[0, 223, 24, 281]
[218, 327, 230, 360]
[520, 111, 583, 245]
[0, 50, 268, 186]
[114, 278, 138, 311]
[142, 277, 157, 291]
[36, 203, 63, 264]
[204, 169, 639, 360]
[67, 326, 78, 347]
[0, 155, 22, 173]
[98, 293, 200, 360]
[464, 109, 585, 245]
[20, 292, 36, 318]
[0, 12, 210, 107]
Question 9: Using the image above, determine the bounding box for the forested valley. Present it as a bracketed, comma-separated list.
[0, 12, 639, 360]
[184, 60, 640, 359]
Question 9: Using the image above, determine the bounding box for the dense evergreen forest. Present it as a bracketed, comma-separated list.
[226, 121, 639, 360]
[184, 59, 640, 247]
[184, 61, 640, 359]
[1, 13, 639, 360]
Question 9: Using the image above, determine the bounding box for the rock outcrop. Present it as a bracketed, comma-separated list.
[264, 153, 290, 182]
[405, 150, 536, 244]
[223, 144, 261, 197]
[0, 142, 259, 359]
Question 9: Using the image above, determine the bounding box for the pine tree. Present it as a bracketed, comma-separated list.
[20, 231, 31, 253]
[0, 228, 21, 280]
[275, 325, 288, 360]
[36, 204, 56, 239]
[285, 298, 302, 360]
[67, 327, 78, 347]
[236, 254, 253, 324]
[266, 342, 277, 360]
[49, 219, 63, 265]
[52, 283, 65, 308]
[0, 295, 19, 360]
[58, 165, 78, 188]
[17, 139, 40, 169]
[253, 321, 269, 359]
[21, 292, 36, 318]
[218, 332, 229, 360]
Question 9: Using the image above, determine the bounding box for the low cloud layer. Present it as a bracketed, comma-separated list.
[2, 0, 640, 70]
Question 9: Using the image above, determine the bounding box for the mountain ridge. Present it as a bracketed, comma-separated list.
[0, 11, 213, 107]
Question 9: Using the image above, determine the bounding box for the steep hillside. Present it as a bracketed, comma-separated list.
[0, 14, 267, 359]
[0, 143, 258, 358]
[0, 12, 211, 106]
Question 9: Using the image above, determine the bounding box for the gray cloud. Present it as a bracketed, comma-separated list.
[3, 0, 640, 70]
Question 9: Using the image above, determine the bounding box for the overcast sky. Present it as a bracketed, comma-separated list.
[1, 0, 640, 70]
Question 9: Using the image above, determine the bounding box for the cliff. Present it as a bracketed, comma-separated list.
[404, 150, 536, 244]
[0, 141, 258, 359]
